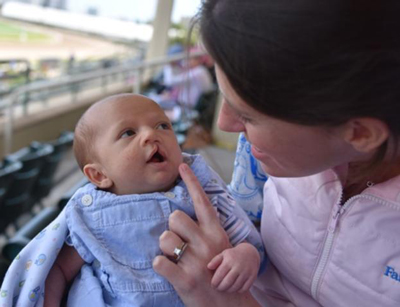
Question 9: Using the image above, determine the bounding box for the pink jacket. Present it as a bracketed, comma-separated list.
[252, 167, 400, 307]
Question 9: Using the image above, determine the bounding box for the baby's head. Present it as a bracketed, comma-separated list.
[73, 94, 183, 195]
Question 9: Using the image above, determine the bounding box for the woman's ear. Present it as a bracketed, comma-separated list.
[83, 164, 113, 189]
[343, 118, 389, 153]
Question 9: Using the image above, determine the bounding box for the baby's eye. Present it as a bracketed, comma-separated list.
[121, 129, 135, 138]
[157, 123, 171, 130]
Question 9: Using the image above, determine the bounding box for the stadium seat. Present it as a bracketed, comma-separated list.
[2, 142, 53, 229]
[0, 257, 9, 285]
[30, 131, 74, 206]
[0, 159, 23, 234]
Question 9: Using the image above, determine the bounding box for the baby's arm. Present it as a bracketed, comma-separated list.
[44, 243, 85, 307]
[207, 241, 260, 293]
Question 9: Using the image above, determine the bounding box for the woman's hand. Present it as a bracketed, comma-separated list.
[153, 163, 260, 307]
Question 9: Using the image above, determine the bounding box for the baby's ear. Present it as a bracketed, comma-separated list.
[83, 164, 113, 189]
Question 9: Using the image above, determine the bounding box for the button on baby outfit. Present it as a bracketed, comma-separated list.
[81, 194, 93, 206]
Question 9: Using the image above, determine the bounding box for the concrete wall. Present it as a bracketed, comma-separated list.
[0, 86, 132, 157]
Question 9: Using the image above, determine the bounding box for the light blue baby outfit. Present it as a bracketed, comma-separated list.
[1, 153, 264, 307]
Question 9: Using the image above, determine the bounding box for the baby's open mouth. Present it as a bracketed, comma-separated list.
[148, 150, 165, 163]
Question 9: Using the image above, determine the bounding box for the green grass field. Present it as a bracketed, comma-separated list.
[0, 20, 50, 42]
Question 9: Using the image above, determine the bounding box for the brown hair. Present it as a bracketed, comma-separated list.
[197, 0, 400, 169]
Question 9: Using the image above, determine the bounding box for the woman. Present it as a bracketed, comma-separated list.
[153, 0, 400, 306]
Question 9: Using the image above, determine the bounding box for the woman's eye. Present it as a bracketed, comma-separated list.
[239, 115, 250, 123]
[157, 123, 171, 130]
[121, 129, 135, 138]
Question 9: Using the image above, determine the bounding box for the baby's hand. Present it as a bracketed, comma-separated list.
[207, 242, 260, 293]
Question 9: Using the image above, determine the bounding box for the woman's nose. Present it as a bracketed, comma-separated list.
[217, 102, 245, 133]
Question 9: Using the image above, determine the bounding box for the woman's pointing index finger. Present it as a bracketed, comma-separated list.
[179, 163, 220, 227]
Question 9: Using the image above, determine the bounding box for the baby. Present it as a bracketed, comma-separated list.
[39, 94, 264, 306]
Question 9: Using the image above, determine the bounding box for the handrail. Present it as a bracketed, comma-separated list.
[1, 50, 206, 155]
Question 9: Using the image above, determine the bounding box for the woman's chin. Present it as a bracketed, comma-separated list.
[260, 162, 306, 178]
[260, 162, 280, 177]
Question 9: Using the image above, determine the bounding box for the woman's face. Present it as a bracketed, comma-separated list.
[215, 66, 359, 177]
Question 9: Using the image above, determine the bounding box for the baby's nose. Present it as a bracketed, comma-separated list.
[140, 128, 158, 145]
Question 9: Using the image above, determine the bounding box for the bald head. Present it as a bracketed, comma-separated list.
[73, 93, 164, 170]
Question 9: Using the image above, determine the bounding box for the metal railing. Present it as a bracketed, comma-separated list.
[1, 50, 205, 155]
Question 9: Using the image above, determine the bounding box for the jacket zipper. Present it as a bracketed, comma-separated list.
[310, 192, 362, 300]
[310, 202, 343, 300]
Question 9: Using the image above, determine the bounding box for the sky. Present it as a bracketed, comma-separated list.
[67, 0, 202, 23]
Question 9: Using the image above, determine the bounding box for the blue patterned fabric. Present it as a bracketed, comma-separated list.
[0, 211, 67, 307]
[228, 133, 268, 223]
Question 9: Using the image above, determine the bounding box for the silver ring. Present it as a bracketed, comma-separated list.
[173, 242, 188, 263]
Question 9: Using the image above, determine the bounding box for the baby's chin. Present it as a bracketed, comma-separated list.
[131, 176, 180, 195]
[101, 183, 173, 196]
[155, 175, 181, 193]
